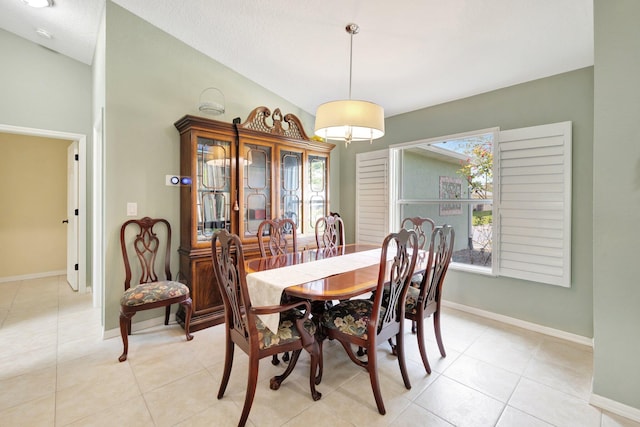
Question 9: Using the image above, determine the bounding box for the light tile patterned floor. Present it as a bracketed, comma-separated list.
[1, 275, 639, 426]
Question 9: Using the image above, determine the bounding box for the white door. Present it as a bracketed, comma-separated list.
[66, 141, 79, 290]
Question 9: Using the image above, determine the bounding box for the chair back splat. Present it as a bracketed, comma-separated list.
[212, 229, 321, 427]
[401, 216, 435, 253]
[118, 217, 193, 362]
[257, 218, 298, 257]
[315, 213, 345, 251]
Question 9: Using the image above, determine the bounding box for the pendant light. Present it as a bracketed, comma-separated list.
[314, 23, 384, 147]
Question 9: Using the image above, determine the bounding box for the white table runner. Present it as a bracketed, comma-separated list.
[246, 248, 383, 333]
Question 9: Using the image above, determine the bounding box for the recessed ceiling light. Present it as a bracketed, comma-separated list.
[21, 0, 53, 8]
[35, 28, 52, 39]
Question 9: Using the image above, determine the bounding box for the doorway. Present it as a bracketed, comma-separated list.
[0, 124, 87, 293]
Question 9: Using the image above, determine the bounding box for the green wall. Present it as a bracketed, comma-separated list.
[0, 29, 92, 134]
[102, 2, 340, 331]
[339, 67, 594, 338]
[593, 0, 640, 410]
[0, 28, 93, 285]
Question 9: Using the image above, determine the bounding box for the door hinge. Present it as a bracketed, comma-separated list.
[74, 154, 79, 161]
[74, 209, 79, 216]
[74, 264, 79, 271]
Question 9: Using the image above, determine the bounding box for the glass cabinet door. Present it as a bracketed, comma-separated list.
[196, 137, 231, 243]
[308, 154, 328, 230]
[280, 149, 303, 234]
[242, 143, 272, 238]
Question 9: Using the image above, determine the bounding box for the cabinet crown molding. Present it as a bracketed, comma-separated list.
[239, 106, 310, 141]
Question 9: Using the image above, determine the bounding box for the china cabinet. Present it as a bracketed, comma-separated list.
[174, 107, 334, 330]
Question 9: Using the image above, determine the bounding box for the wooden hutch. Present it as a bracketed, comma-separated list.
[174, 106, 335, 331]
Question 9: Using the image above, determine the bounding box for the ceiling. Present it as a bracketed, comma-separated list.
[1, 0, 593, 118]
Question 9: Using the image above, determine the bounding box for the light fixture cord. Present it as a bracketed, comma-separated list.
[348, 30, 354, 100]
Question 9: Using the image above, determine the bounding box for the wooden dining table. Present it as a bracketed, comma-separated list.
[245, 244, 379, 300]
[244, 243, 429, 334]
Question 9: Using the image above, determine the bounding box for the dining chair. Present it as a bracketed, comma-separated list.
[118, 217, 193, 362]
[257, 217, 298, 257]
[319, 228, 418, 415]
[212, 229, 321, 427]
[405, 224, 455, 374]
[355, 216, 435, 359]
[257, 217, 299, 365]
[401, 216, 435, 332]
[315, 213, 345, 251]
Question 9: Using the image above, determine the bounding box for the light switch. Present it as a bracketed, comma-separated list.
[126, 202, 137, 217]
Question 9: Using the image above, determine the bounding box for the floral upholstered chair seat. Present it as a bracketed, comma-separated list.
[410, 272, 424, 288]
[120, 281, 190, 307]
[254, 309, 317, 350]
[404, 285, 420, 315]
[370, 284, 421, 317]
[320, 299, 387, 339]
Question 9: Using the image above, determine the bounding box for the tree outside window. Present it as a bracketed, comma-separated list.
[455, 136, 493, 265]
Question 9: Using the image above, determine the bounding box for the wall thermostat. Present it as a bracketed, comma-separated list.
[165, 175, 192, 186]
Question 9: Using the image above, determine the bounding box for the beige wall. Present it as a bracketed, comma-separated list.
[0, 133, 70, 278]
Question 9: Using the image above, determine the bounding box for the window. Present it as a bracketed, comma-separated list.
[357, 122, 572, 287]
[391, 129, 498, 274]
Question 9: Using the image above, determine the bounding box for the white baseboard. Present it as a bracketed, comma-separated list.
[590, 393, 640, 422]
[0, 270, 66, 283]
[103, 315, 178, 340]
[442, 300, 594, 347]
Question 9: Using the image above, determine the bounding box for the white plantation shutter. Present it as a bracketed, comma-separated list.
[497, 121, 572, 287]
[356, 150, 390, 244]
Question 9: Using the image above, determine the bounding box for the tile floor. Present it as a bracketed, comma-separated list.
[1, 275, 639, 427]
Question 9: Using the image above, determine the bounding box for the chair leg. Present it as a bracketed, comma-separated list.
[411, 320, 417, 334]
[307, 342, 322, 401]
[164, 305, 171, 325]
[217, 336, 234, 399]
[239, 354, 260, 427]
[395, 332, 412, 390]
[181, 299, 194, 341]
[433, 310, 446, 357]
[315, 339, 324, 385]
[271, 354, 280, 365]
[367, 345, 386, 415]
[118, 310, 134, 362]
[270, 349, 302, 390]
[387, 337, 397, 355]
[415, 316, 432, 374]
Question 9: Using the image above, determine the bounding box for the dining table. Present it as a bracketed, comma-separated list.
[244, 243, 428, 334]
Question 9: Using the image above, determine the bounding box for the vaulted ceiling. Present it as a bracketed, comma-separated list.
[0, 0, 593, 117]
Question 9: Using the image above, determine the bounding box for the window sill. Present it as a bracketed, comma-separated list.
[449, 262, 495, 277]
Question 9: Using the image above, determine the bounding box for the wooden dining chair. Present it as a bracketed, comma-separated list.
[257, 218, 298, 257]
[118, 217, 193, 362]
[404, 224, 455, 374]
[315, 213, 345, 251]
[355, 216, 435, 360]
[319, 228, 418, 415]
[212, 229, 321, 427]
[257, 217, 299, 365]
[401, 216, 435, 332]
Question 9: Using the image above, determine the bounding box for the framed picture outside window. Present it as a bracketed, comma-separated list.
[439, 176, 462, 215]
